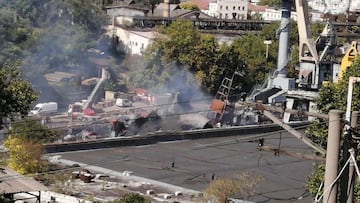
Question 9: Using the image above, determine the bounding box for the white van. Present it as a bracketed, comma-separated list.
[30, 102, 58, 115]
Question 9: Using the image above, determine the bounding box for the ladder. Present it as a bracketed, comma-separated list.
[210, 69, 243, 123]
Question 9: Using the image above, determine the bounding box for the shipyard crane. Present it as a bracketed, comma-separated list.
[274, 0, 354, 122]
[241, 0, 353, 151]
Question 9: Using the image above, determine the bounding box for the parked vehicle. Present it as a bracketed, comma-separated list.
[115, 98, 132, 107]
[68, 102, 97, 121]
[29, 102, 58, 115]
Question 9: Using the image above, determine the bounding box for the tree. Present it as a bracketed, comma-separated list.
[306, 57, 360, 199]
[154, 18, 202, 67]
[193, 34, 222, 94]
[231, 34, 271, 87]
[179, 2, 200, 11]
[0, 194, 12, 203]
[0, 62, 38, 128]
[258, 0, 281, 8]
[4, 136, 47, 174]
[128, 19, 223, 94]
[108, 193, 151, 203]
[8, 117, 58, 143]
[3, 118, 57, 174]
[0, 0, 108, 92]
[204, 171, 263, 203]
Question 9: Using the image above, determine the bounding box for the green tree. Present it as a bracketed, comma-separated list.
[0, 62, 38, 127]
[9, 118, 58, 143]
[128, 19, 223, 94]
[108, 193, 151, 203]
[179, 2, 200, 10]
[3, 118, 57, 174]
[231, 34, 270, 86]
[258, 0, 281, 8]
[4, 136, 47, 174]
[216, 44, 249, 96]
[0, 194, 12, 203]
[128, 19, 266, 97]
[0, 0, 108, 86]
[154, 18, 202, 67]
[193, 34, 221, 94]
[306, 57, 360, 199]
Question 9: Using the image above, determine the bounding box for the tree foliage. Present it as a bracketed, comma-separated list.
[0, 62, 38, 127]
[0, 0, 108, 88]
[306, 57, 360, 199]
[128, 19, 252, 96]
[258, 0, 282, 8]
[179, 2, 200, 10]
[3, 118, 57, 174]
[203, 171, 263, 203]
[108, 193, 151, 203]
[3, 136, 47, 174]
[129, 19, 223, 94]
[9, 118, 58, 143]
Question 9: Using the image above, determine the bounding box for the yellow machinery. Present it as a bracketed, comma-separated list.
[339, 41, 360, 81]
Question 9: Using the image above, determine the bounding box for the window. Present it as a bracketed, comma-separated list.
[220, 5, 223, 9]
[233, 6, 235, 10]
[238, 6, 240, 10]
[226, 6, 228, 10]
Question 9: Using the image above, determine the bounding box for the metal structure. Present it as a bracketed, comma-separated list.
[249, 0, 354, 123]
[209, 69, 243, 123]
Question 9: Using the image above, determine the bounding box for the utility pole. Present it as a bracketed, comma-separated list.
[346, 111, 359, 203]
[323, 110, 343, 203]
[340, 111, 359, 202]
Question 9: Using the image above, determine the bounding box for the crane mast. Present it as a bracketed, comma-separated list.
[279, 0, 343, 122]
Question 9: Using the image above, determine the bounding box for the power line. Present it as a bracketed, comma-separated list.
[192, 119, 332, 150]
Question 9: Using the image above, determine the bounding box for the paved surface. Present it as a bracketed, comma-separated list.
[51, 130, 321, 202]
[0, 167, 48, 193]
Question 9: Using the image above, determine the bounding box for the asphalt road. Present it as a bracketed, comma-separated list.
[55, 131, 321, 202]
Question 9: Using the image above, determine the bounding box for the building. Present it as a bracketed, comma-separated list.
[308, 0, 360, 13]
[248, 2, 325, 22]
[188, 0, 212, 16]
[107, 26, 156, 55]
[247, 3, 267, 19]
[106, 0, 215, 56]
[208, 0, 248, 19]
[262, 7, 297, 21]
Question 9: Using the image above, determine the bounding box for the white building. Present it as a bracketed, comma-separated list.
[308, 0, 360, 13]
[208, 0, 218, 17]
[208, 0, 248, 19]
[248, 2, 325, 22]
[350, 0, 360, 12]
[107, 26, 155, 55]
[262, 8, 297, 21]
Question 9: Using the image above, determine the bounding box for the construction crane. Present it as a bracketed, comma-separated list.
[339, 41, 360, 81]
[279, 0, 354, 122]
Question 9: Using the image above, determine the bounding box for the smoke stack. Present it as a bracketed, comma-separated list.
[163, 0, 170, 18]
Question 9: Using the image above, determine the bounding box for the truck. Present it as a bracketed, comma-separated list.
[29, 102, 58, 116]
[115, 98, 132, 107]
[68, 102, 98, 122]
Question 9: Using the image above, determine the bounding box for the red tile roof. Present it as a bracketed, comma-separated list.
[248, 2, 268, 12]
[189, 0, 211, 10]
